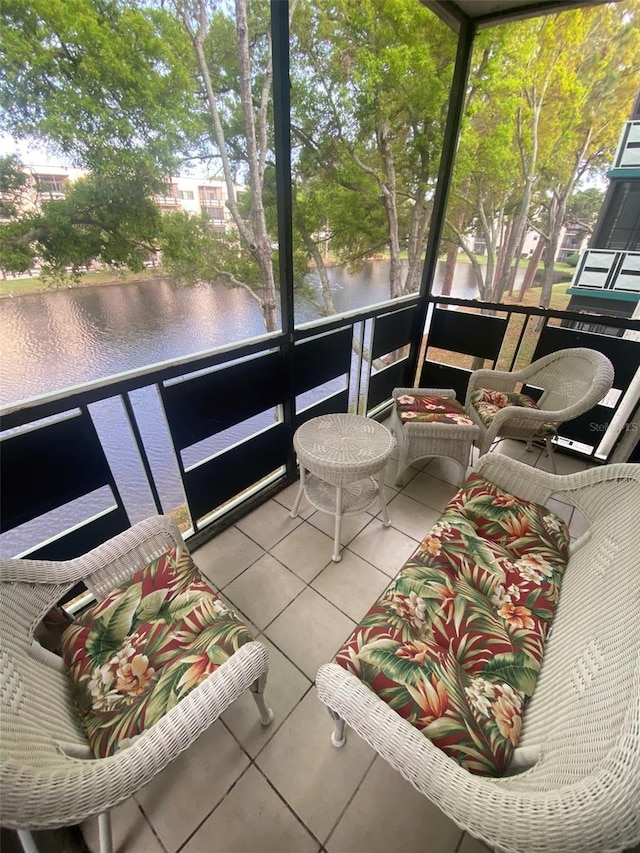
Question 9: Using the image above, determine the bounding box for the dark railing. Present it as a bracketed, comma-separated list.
[1, 292, 639, 563]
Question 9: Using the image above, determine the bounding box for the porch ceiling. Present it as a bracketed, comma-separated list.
[422, 0, 622, 30]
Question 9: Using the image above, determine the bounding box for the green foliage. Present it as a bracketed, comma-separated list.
[564, 253, 580, 268]
[0, 167, 163, 281]
[159, 210, 263, 291]
[0, 0, 197, 173]
[0, 154, 28, 217]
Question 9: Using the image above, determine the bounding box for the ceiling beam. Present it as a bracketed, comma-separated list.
[422, 0, 621, 32]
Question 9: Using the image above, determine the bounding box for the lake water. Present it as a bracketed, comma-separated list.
[0, 259, 481, 404]
[0, 259, 481, 554]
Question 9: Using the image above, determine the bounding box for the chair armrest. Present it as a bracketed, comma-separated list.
[0, 516, 182, 590]
[316, 663, 638, 853]
[465, 370, 519, 405]
[393, 387, 456, 400]
[0, 640, 269, 830]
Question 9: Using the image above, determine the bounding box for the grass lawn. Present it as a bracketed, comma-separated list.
[427, 281, 573, 375]
[0, 268, 159, 297]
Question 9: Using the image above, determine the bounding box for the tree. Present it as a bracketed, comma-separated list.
[290, 0, 457, 300]
[0, 0, 195, 173]
[445, 2, 639, 306]
[171, 0, 281, 331]
[529, 2, 640, 309]
[0, 166, 164, 280]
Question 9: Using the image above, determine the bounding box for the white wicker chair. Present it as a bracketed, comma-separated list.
[317, 455, 640, 853]
[0, 516, 274, 853]
[464, 348, 614, 472]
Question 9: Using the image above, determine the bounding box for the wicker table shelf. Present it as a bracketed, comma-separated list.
[290, 413, 395, 562]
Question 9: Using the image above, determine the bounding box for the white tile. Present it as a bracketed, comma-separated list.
[181, 765, 319, 853]
[384, 493, 442, 543]
[536, 450, 589, 475]
[256, 690, 375, 843]
[311, 550, 391, 622]
[223, 553, 306, 630]
[235, 499, 303, 550]
[82, 798, 164, 853]
[135, 720, 249, 853]
[194, 526, 264, 589]
[424, 455, 470, 487]
[307, 509, 374, 549]
[569, 507, 590, 540]
[348, 518, 419, 578]
[326, 757, 463, 853]
[401, 471, 458, 511]
[458, 832, 493, 852]
[265, 587, 355, 680]
[270, 521, 334, 582]
[545, 496, 574, 526]
[222, 637, 312, 758]
[493, 438, 541, 465]
[273, 480, 316, 519]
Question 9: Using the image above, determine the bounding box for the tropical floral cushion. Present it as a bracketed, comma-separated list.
[396, 394, 474, 426]
[61, 546, 254, 758]
[335, 472, 570, 776]
[469, 388, 558, 438]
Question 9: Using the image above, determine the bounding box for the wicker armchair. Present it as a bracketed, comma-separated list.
[317, 455, 640, 853]
[0, 516, 273, 853]
[464, 347, 614, 471]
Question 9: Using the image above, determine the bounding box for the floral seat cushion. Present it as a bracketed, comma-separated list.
[469, 388, 558, 438]
[61, 545, 253, 758]
[396, 394, 474, 426]
[335, 472, 570, 776]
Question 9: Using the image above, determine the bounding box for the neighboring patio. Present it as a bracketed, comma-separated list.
[29, 438, 594, 853]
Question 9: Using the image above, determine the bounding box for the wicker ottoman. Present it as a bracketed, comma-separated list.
[290, 413, 395, 562]
[390, 387, 480, 486]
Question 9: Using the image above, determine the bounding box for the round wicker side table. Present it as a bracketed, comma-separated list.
[290, 413, 395, 562]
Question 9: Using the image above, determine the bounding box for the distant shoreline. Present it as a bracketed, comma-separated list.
[0, 269, 161, 298]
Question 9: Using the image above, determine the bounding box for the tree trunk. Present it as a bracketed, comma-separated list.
[518, 237, 544, 301]
[441, 246, 457, 296]
[177, 0, 278, 332]
[492, 218, 512, 301]
[507, 227, 527, 296]
[235, 0, 277, 331]
[299, 225, 336, 315]
[378, 123, 403, 300]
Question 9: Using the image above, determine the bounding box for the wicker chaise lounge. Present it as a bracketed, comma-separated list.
[316, 454, 640, 853]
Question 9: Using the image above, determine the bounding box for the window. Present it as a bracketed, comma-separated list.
[198, 186, 222, 203]
[35, 174, 67, 196]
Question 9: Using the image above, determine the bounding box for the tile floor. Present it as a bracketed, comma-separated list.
[35, 440, 598, 853]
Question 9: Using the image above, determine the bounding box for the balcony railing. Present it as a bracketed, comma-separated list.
[1, 294, 639, 565]
[612, 120, 640, 171]
[568, 249, 640, 299]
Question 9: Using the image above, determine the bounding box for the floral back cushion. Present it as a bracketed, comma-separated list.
[469, 388, 558, 437]
[395, 394, 474, 426]
[335, 473, 570, 776]
[61, 546, 254, 758]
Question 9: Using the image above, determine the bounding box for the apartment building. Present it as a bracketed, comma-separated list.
[11, 166, 237, 231]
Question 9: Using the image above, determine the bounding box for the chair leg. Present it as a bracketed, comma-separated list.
[250, 674, 275, 726]
[545, 437, 558, 474]
[327, 707, 346, 748]
[98, 811, 113, 853]
[17, 830, 39, 853]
